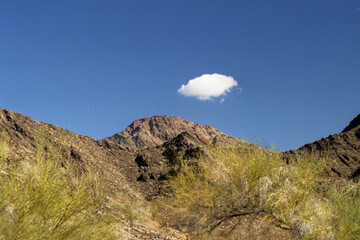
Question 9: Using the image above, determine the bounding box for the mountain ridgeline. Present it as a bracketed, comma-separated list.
[0, 108, 359, 239]
[285, 114, 360, 179]
[106, 113, 360, 179]
[104, 115, 245, 149]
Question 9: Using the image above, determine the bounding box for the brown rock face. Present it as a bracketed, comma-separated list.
[104, 115, 242, 149]
[285, 114, 360, 179]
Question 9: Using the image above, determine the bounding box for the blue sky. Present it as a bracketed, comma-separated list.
[1, 0, 359, 151]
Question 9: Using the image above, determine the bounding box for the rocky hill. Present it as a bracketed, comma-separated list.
[0, 109, 195, 239]
[0, 108, 221, 198]
[1, 107, 359, 239]
[285, 114, 360, 179]
[0, 109, 251, 239]
[104, 115, 244, 149]
[0, 108, 251, 196]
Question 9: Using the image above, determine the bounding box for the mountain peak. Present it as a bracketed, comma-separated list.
[104, 115, 237, 149]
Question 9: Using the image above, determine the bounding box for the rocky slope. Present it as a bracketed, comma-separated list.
[104, 115, 244, 149]
[1, 107, 359, 239]
[0, 108, 135, 193]
[285, 114, 360, 179]
[0, 109, 248, 198]
[0, 108, 194, 239]
[0, 108, 221, 199]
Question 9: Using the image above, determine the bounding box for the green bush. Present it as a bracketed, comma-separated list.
[0, 138, 117, 240]
[266, 151, 332, 239]
[155, 146, 282, 235]
[156, 146, 360, 240]
[329, 182, 360, 240]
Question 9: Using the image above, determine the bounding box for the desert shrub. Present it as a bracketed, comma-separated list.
[163, 148, 183, 166]
[329, 182, 360, 240]
[0, 138, 118, 240]
[109, 192, 152, 226]
[156, 145, 359, 240]
[155, 146, 283, 235]
[266, 151, 332, 239]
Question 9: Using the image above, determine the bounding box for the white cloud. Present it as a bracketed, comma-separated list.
[177, 73, 239, 101]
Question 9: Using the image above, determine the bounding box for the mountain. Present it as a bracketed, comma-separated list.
[285, 114, 360, 179]
[104, 115, 244, 149]
[0, 108, 248, 239]
[0, 108, 218, 197]
[0, 108, 137, 193]
[1, 107, 359, 239]
[0, 109, 194, 239]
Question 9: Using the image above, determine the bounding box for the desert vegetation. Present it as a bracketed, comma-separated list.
[0, 134, 119, 240]
[156, 146, 360, 240]
[0, 131, 359, 239]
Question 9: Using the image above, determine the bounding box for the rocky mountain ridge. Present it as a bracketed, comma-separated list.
[1, 107, 359, 239]
[0, 108, 219, 199]
[286, 114, 360, 179]
[0, 109, 194, 239]
[104, 115, 243, 149]
[2, 107, 359, 183]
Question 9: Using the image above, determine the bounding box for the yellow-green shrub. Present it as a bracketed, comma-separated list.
[155, 146, 282, 235]
[156, 145, 360, 240]
[266, 151, 332, 239]
[0, 139, 117, 240]
[329, 182, 360, 240]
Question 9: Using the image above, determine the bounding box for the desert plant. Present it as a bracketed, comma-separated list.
[265, 151, 332, 239]
[329, 182, 360, 240]
[155, 145, 359, 240]
[0, 138, 118, 240]
[155, 146, 283, 235]
[0, 134, 9, 164]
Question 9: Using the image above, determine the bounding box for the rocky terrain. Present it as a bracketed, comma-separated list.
[0, 109, 232, 197]
[0, 108, 246, 239]
[0, 109, 182, 239]
[105, 115, 245, 149]
[0, 107, 359, 239]
[285, 114, 360, 179]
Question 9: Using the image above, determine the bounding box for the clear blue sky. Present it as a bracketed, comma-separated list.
[1, 1, 359, 151]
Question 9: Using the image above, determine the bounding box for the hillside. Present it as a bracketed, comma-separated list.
[0, 108, 248, 239]
[285, 114, 360, 179]
[0, 108, 359, 239]
[0, 109, 192, 239]
[0, 109, 247, 198]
